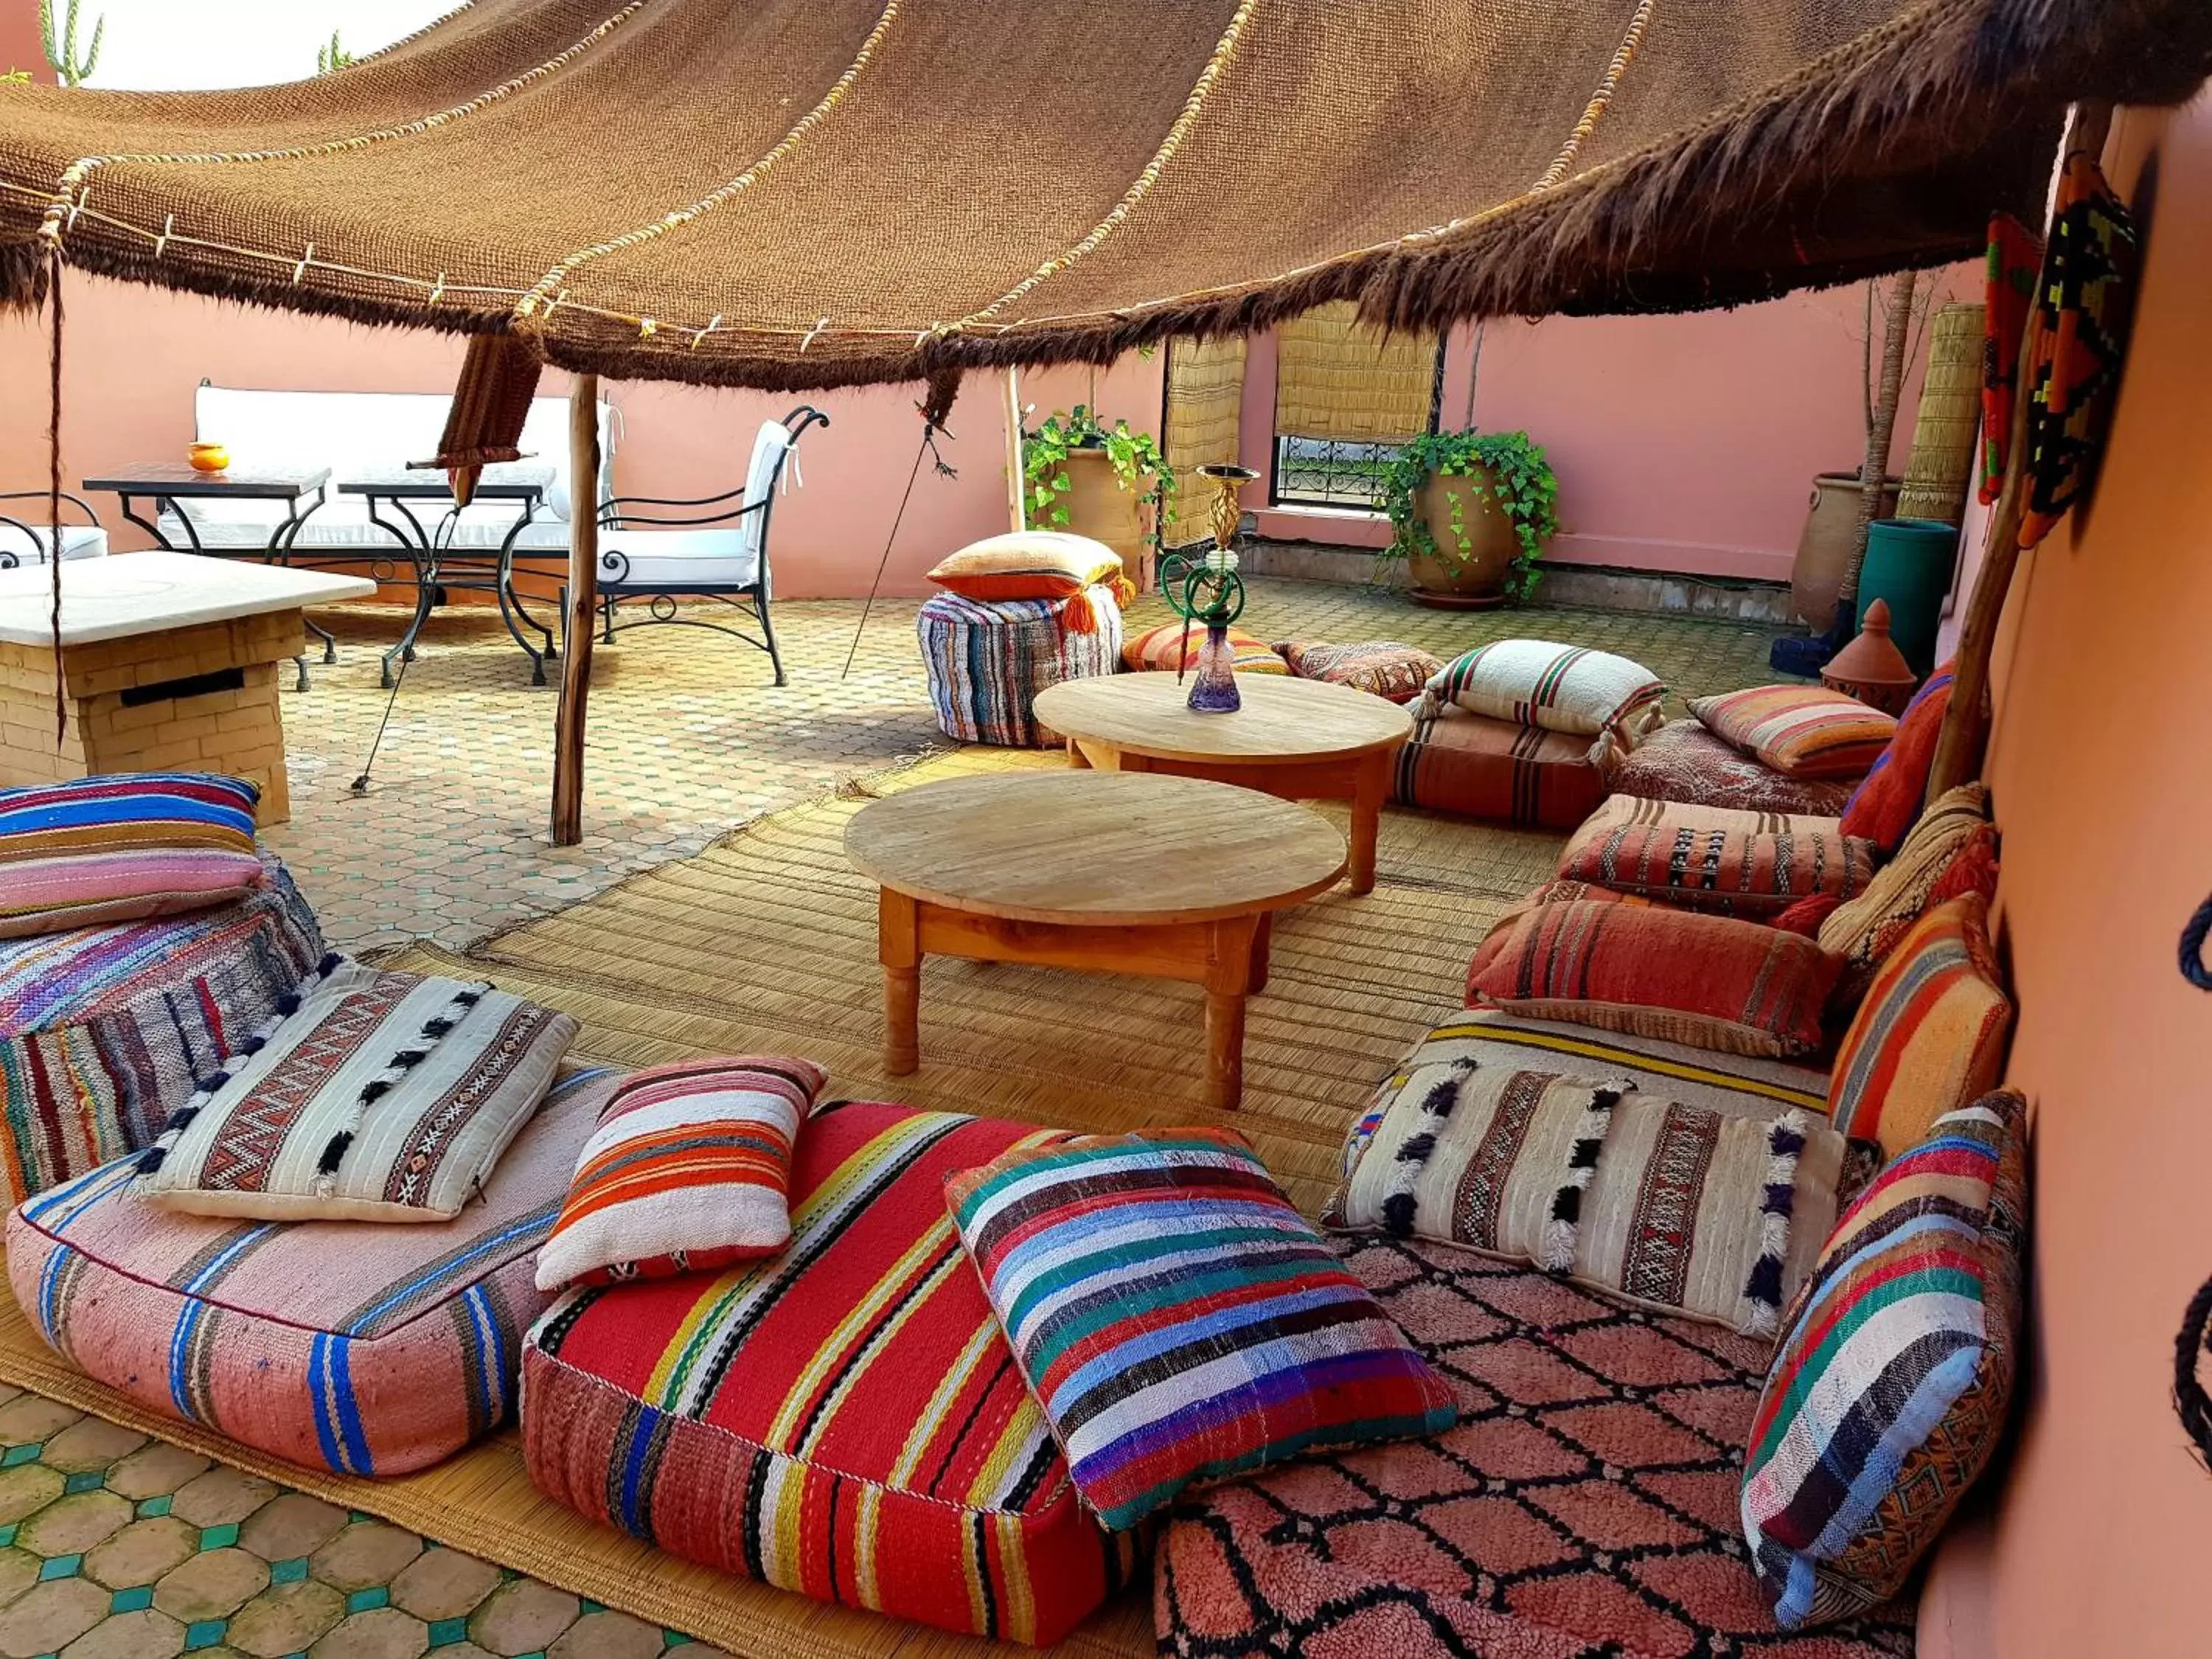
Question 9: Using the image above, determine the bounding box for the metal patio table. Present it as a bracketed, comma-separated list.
[338, 465, 560, 687]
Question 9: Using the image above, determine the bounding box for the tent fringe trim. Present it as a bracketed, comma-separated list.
[2, 0, 2206, 391]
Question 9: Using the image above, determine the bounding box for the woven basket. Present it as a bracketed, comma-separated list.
[1897, 301, 1986, 524]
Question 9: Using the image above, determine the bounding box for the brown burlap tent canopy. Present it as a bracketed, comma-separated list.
[2, 0, 2209, 838]
[4, 0, 2211, 389]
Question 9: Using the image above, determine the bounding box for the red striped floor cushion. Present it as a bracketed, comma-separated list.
[1559, 795, 1877, 919]
[1391, 706, 1610, 829]
[522, 1101, 1137, 1646]
[6, 1068, 615, 1476]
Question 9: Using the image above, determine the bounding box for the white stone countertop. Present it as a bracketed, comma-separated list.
[0, 551, 376, 647]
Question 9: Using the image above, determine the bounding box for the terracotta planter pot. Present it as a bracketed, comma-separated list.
[1790, 471, 1902, 629]
[1053, 448, 1153, 594]
[1408, 465, 1519, 610]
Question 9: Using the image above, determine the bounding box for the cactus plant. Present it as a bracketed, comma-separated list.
[39, 0, 103, 87]
[316, 30, 354, 74]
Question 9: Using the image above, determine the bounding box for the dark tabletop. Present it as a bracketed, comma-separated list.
[82, 464, 331, 498]
[338, 463, 553, 500]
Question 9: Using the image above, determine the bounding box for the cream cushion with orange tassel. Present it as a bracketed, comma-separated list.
[926, 532, 1133, 633]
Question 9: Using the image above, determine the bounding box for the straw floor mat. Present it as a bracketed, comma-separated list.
[0, 745, 1564, 1655]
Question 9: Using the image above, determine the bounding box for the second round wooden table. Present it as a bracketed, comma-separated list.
[844, 771, 1346, 1110]
[1031, 672, 1414, 894]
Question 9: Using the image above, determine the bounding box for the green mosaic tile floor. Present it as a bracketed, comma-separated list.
[0, 1389, 727, 1659]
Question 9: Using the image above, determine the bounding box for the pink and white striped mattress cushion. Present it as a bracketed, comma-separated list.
[7, 1066, 616, 1477]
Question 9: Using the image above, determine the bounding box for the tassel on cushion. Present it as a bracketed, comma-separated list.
[132, 953, 346, 1179]
[1539, 1083, 1625, 1273]
[1742, 1109, 1809, 1338]
[1380, 1060, 1475, 1237]
[312, 981, 489, 1197]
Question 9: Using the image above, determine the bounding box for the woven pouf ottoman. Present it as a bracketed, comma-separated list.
[918, 585, 1123, 747]
[7, 1067, 616, 1476]
[1391, 704, 1611, 830]
[0, 855, 325, 1205]
[524, 1099, 1138, 1646]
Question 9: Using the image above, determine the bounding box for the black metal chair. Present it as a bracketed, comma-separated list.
[0, 490, 107, 568]
[563, 405, 827, 686]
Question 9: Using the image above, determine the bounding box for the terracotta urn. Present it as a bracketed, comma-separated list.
[1408, 465, 1518, 609]
[188, 442, 230, 473]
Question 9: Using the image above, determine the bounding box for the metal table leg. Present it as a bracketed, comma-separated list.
[266, 493, 330, 689]
[493, 508, 553, 687]
[368, 498, 437, 689]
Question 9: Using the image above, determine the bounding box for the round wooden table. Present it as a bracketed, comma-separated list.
[1031, 672, 1415, 894]
[844, 771, 1346, 1110]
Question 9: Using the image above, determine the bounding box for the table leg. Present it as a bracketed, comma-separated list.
[880, 888, 922, 1076]
[1205, 914, 1260, 1110]
[1065, 737, 1091, 769]
[1248, 911, 1273, 997]
[1348, 751, 1389, 895]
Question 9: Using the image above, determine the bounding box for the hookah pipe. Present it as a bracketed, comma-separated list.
[1158, 464, 1258, 709]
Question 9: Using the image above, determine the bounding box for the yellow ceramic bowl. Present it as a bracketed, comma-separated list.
[188, 442, 229, 473]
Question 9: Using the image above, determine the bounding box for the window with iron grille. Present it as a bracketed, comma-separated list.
[1270, 302, 1446, 511]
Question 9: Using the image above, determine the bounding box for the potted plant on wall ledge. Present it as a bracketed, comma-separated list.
[1379, 428, 1561, 608]
[1023, 404, 1176, 591]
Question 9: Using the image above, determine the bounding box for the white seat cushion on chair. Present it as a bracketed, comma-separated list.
[0, 524, 106, 565]
[599, 527, 758, 589]
[595, 419, 791, 591]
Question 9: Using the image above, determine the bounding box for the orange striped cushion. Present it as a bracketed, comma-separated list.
[535, 1055, 827, 1290]
[1122, 619, 1289, 675]
[1690, 686, 1897, 780]
[926, 531, 1127, 602]
[1827, 894, 2012, 1157]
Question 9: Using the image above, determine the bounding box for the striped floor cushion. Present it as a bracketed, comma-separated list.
[6, 1068, 616, 1476]
[1156, 1236, 1917, 1658]
[1559, 794, 1878, 919]
[522, 1100, 1138, 1646]
[917, 587, 1123, 748]
[0, 857, 326, 1206]
[1391, 706, 1610, 829]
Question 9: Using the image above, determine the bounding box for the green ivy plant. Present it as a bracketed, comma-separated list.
[1378, 428, 1560, 605]
[1021, 404, 1177, 538]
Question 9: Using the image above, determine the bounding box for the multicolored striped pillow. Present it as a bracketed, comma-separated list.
[534, 1055, 827, 1290]
[1275, 639, 1442, 703]
[1840, 661, 1954, 852]
[1413, 640, 1666, 750]
[1828, 892, 2013, 1157]
[1690, 685, 1897, 780]
[1818, 782, 1992, 989]
[1467, 899, 1844, 1059]
[945, 1128, 1458, 1531]
[0, 773, 267, 939]
[1557, 794, 1878, 919]
[1742, 1092, 2025, 1629]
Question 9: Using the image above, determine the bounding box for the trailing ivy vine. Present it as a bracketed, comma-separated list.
[1378, 429, 1560, 605]
[1022, 405, 1176, 538]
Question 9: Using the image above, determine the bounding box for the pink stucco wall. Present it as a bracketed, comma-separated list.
[2, 218, 1965, 598]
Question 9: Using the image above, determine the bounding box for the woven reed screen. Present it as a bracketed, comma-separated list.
[1898, 302, 1986, 524]
[1161, 334, 1248, 550]
[1273, 302, 1441, 445]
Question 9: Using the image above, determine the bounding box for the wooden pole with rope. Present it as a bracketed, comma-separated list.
[1005, 366, 1027, 532]
[551, 372, 600, 846]
[1925, 100, 2115, 803]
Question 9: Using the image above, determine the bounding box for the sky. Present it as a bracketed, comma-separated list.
[59, 1, 456, 89]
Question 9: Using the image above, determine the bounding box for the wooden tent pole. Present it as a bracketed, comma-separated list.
[1005, 367, 1026, 532]
[1925, 100, 2113, 803]
[552, 373, 601, 846]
